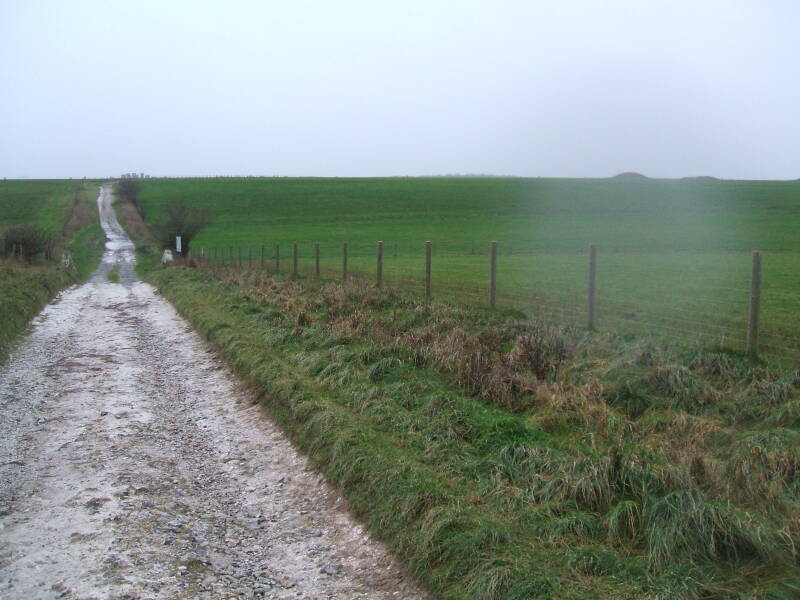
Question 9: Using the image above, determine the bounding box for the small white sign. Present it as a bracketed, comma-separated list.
[176, 236, 182, 253]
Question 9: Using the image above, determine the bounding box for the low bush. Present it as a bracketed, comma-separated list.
[114, 177, 144, 218]
[155, 198, 210, 256]
[2, 224, 52, 260]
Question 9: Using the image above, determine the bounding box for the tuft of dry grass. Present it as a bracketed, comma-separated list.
[725, 429, 800, 508]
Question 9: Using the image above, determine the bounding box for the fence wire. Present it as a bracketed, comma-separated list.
[190, 243, 800, 366]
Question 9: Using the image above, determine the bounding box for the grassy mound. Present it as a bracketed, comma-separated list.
[145, 260, 800, 599]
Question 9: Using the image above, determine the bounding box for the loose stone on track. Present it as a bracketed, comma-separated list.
[0, 184, 428, 600]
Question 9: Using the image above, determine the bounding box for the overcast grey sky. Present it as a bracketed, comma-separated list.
[1, 1, 798, 179]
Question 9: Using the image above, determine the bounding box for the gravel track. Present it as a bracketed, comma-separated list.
[0, 184, 428, 600]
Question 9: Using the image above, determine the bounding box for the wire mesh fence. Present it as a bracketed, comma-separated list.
[189, 242, 800, 366]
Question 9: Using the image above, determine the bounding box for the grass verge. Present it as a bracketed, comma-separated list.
[0, 264, 76, 363]
[144, 259, 800, 600]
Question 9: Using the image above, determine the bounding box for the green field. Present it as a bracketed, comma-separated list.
[137, 177, 800, 251]
[137, 177, 800, 362]
[0, 179, 92, 236]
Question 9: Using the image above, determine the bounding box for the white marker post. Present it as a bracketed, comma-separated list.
[176, 236, 182, 254]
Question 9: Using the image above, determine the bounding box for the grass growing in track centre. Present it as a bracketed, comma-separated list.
[137, 177, 800, 362]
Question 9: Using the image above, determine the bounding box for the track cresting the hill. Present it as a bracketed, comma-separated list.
[0, 184, 427, 599]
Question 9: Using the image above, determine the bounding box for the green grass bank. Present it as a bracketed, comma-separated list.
[143, 258, 800, 600]
[0, 182, 104, 362]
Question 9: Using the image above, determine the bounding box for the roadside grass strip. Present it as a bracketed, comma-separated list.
[146, 265, 800, 600]
[0, 264, 74, 362]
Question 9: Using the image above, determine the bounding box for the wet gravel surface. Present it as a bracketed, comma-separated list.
[0, 185, 429, 600]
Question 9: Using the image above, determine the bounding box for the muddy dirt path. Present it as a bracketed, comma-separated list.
[0, 184, 428, 600]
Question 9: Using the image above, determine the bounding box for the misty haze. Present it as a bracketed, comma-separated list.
[1, 2, 799, 599]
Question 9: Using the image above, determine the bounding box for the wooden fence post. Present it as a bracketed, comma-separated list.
[343, 242, 348, 282]
[425, 241, 432, 298]
[315, 243, 320, 279]
[376, 241, 384, 288]
[238, 247, 242, 268]
[275, 244, 280, 273]
[747, 250, 762, 356]
[489, 241, 497, 308]
[293, 243, 298, 277]
[587, 244, 597, 330]
[261, 245, 265, 268]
